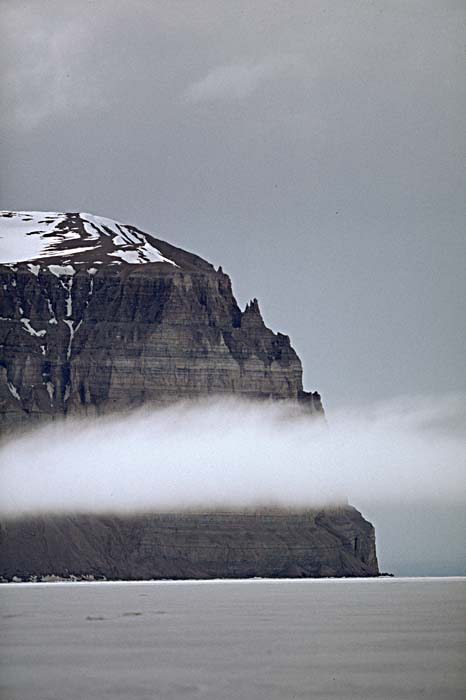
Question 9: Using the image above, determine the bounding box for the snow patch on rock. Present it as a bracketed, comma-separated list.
[27, 264, 40, 276]
[0, 211, 179, 268]
[48, 264, 75, 277]
[46, 381, 54, 402]
[7, 382, 20, 400]
[20, 318, 46, 338]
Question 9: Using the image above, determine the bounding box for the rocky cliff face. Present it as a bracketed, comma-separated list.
[0, 211, 380, 579]
[0, 211, 322, 432]
[0, 507, 379, 581]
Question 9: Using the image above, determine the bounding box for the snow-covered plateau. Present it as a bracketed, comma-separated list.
[0, 211, 178, 270]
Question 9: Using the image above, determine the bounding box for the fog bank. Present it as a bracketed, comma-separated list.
[1, 395, 464, 517]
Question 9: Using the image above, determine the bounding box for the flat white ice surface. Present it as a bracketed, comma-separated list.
[1, 578, 465, 700]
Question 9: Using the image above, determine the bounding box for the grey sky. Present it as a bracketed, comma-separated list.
[1, 0, 465, 413]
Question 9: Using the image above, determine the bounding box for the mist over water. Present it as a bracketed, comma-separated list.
[1, 395, 464, 518]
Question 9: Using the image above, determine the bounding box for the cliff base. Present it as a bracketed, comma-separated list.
[0, 506, 379, 581]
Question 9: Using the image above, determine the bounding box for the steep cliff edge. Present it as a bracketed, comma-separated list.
[0, 507, 379, 581]
[0, 211, 380, 579]
[0, 211, 322, 432]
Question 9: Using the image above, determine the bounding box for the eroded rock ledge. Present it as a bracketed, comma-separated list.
[0, 263, 323, 433]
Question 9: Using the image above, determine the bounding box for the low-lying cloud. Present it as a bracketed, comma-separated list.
[0, 395, 464, 518]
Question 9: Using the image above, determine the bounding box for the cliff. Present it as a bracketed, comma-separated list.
[0, 211, 380, 579]
[0, 211, 322, 432]
[0, 507, 379, 581]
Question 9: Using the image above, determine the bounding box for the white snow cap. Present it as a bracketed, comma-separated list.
[0, 211, 178, 267]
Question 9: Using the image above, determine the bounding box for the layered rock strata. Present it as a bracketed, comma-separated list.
[0, 211, 380, 579]
[0, 212, 322, 432]
[0, 507, 379, 581]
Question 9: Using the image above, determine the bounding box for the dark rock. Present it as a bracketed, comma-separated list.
[0, 213, 322, 433]
[0, 507, 379, 581]
[0, 211, 380, 579]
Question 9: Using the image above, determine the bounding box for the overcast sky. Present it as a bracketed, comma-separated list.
[1, 0, 465, 413]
